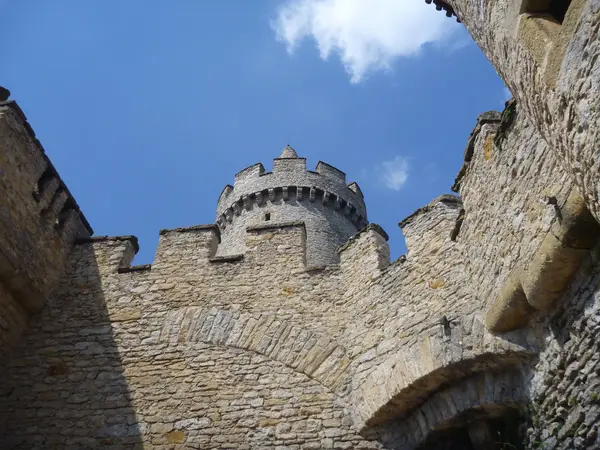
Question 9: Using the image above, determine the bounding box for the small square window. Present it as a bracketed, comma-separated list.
[549, 0, 571, 23]
[522, 0, 572, 23]
[265, 213, 271, 221]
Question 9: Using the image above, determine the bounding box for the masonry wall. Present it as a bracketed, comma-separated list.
[0, 100, 584, 449]
[0, 100, 91, 370]
[0, 283, 28, 365]
[525, 244, 600, 449]
[439, 0, 600, 229]
[0, 102, 91, 310]
[1, 6, 599, 440]
[0, 225, 388, 449]
[217, 191, 361, 267]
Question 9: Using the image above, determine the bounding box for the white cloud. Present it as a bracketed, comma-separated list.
[272, 0, 460, 83]
[378, 155, 409, 191]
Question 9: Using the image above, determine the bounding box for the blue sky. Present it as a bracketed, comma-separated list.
[0, 1, 508, 263]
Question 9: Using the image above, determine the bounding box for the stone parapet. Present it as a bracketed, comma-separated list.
[399, 194, 463, 257]
[217, 154, 365, 221]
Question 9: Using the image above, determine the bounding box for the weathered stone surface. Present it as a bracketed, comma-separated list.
[1, 2, 600, 448]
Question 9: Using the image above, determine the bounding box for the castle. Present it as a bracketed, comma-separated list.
[1, 0, 600, 449]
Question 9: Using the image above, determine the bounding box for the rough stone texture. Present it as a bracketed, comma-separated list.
[0, 102, 575, 449]
[0, 101, 91, 368]
[0, 228, 385, 449]
[437, 0, 600, 229]
[525, 244, 600, 449]
[0, 102, 587, 449]
[0, 283, 27, 364]
[0, 2, 600, 447]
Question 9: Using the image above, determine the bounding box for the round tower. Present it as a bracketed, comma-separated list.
[215, 146, 368, 266]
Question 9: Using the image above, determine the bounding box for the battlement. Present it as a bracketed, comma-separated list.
[399, 194, 463, 257]
[214, 146, 368, 266]
[81, 221, 309, 277]
[216, 147, 366, 223]
[2, 3, 600, 449]
[82, 219, 390, 280]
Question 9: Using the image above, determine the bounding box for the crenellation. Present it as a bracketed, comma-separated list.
[154, 225, 220, 268]
[348, 181, 364, 198]
[245, 221, 307, 267]
[339, 224, 391, 284]
[214, 148, 368, 266]
[234, 162, 265, 182]
[273, 156, 307, 173]
[452, 110, 502, 193]
[399, 194, 462, 258]
[315, 161, 346, 183]
[1, 5, 600, 446]
[76, 236, 139, 275]
[216, 184, 233, 213]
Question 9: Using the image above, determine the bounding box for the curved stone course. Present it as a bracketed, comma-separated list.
[349, 316, 535, 431]
[375, 371, 528, 449]
[158, 306, 352, 394]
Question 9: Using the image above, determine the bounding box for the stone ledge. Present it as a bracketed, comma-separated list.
[159, 224, 219, 236]
[75, 235, 139, 253]
[305, 265, 329, 272]
[486, 189, 600, 332]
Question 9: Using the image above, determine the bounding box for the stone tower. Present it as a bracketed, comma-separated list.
[2, 1, 600, 447]
[215, 146, 368, 266]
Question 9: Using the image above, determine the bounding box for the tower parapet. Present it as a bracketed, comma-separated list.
[215, 146, 367, 266]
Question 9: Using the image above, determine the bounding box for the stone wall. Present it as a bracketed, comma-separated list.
[0, 99, 577, 450]
[0, 97, 583, 449]
[526, 244, 600, 449]
[0, 100, 91, 367]
[0, 283, 28, 364]
[1, 2, 599, 444]
[435, 0, 600, 229]
[0, 224, 385, 449]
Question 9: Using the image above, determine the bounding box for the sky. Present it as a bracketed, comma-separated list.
[0, 1, 509, 264]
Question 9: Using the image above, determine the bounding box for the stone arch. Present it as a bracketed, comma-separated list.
[158, 306, 350, 394]
[349, 316, 535, 431]
[374, 371, 529, 450]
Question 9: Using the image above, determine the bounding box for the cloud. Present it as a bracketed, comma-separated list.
[378, 155, 409, 191]
[272, 0, 460, 83]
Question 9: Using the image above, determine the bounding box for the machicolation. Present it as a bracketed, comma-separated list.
[1, 0, 600, 448]
[215, 146, 367, 266]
